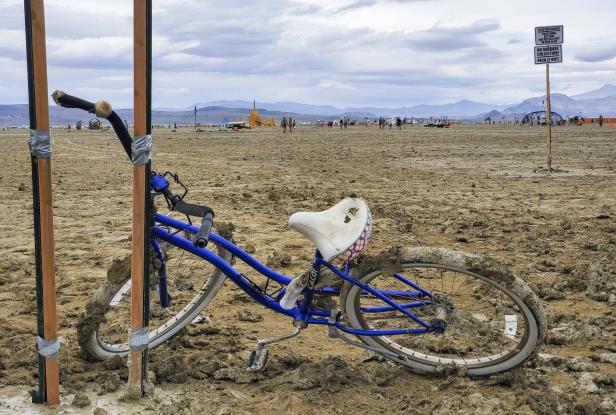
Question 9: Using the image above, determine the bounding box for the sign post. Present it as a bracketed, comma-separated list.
[535, 25, 563, 171]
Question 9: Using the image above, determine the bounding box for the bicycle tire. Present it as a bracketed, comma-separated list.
[340, 247, 545, 376]
[77, 230, 232, 361]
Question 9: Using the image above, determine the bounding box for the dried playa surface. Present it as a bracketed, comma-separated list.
[0, 125, 615, 414]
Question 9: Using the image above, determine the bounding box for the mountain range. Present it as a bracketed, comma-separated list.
[1, 84, 615, 126]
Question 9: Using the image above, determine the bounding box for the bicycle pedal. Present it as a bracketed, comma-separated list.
[246, 347, 268, 372]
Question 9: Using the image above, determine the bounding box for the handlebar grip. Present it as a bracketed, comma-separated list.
[172, 196, 214, 219]
[194, 213, 214, 248]
[51, 90, 112, 118]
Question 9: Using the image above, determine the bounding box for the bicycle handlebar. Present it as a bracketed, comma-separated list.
[52, 91, 216, 247]
[160, 187, 215, 247]
[52, 90, 99, 114]
[51, 90, 132, 159]
[193, 213, 213, 248]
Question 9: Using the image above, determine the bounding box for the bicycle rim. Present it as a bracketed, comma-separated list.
[344, 262, 540, 375]
[92, 228, 229, 358]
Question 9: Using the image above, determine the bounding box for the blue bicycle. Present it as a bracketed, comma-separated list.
[54, 92, 545, 376]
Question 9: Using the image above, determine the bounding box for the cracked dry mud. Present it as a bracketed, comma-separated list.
[0, 125, 615, 414]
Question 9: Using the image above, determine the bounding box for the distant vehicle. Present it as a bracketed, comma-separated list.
[567, 116, 582, 126]
[223, 121, 250, 129]
[88, 118, 101, 130]
[423, 121, 449, 128]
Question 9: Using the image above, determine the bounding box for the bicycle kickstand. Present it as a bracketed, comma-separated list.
[245, 322, 304, 372]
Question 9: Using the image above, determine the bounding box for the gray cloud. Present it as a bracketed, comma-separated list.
[336, 0, 377, 13]
[576, 45, 616, 63]
[335, 0, 438, 13]
[406, 19, 501, 51]
[1, 0, 613, 108]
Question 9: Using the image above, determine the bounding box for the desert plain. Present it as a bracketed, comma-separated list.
[0, 124, 615, 414]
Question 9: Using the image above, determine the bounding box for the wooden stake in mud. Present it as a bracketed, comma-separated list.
[545, 63, 552, 171]
[23, 0, 60, 405]
[128, 0, 152, 395]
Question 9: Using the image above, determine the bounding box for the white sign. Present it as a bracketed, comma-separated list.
[535, 26, 564, 45]
[535, 45, 562, 64]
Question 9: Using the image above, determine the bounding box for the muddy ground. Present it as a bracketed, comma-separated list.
[0, 124, 614, 414]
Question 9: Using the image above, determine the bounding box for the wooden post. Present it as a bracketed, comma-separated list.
[545, 63, 552, 171]
[128, 0, 152, 395]
[23, 0, 60, 405]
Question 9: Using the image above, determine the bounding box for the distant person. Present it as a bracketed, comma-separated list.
[288, 117, 293, 133]
[173, 122, 177, 129]
[67, 123, 71, 131]
[292, 118, 296, 132]
[281, 117, 287, 133]
[599, 114, 604, 127]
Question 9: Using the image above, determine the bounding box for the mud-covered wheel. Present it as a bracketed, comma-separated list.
[77, 226, 233, 361]
[340, 247, 546, 376]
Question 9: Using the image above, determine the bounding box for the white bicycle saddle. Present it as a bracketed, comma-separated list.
[289, 198, 372, 262]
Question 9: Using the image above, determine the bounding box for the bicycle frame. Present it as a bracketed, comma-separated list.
[153, 213, 440, 337]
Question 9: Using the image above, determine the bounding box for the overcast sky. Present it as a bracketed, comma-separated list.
[2, 0, 615, 108]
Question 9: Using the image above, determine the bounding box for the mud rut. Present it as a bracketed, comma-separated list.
[0, 125, 614, 414]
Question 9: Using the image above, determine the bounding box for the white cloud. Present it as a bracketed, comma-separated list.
[1, 0, 615, 107]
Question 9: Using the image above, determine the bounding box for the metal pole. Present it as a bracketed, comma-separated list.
[23, 0, 60, 405]
[545, 63, 552, 171]
[129, 0, 152, 396]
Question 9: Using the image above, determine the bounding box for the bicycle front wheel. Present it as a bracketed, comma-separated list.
[341, 247, 545, 376]
[77, 226, 232, 361]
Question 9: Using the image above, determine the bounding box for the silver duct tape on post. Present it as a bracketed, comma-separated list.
[131, 135, 152, 165]
[129, 327, 150, 352]
[29, 130, 52, 158]
[36, 336, 60, 359]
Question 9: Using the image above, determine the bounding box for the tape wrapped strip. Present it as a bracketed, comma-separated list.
[129, 327, 149, 352]
[29, 130, 52, 158]
[131, 135, 152, 165]
[36, 336, 60, 358]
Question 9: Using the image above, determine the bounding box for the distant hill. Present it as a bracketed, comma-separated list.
[159, 99, 510, 118]
[572, 84, 616, 100]
[2, 84, 615, 126]
[504, 93, 579, 114]
[504, 91, 616, 117]
[0, 104, 337, 127]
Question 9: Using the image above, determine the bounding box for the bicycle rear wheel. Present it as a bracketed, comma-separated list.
[341, 247, 545, 376]
[77, 224, 232, 361]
